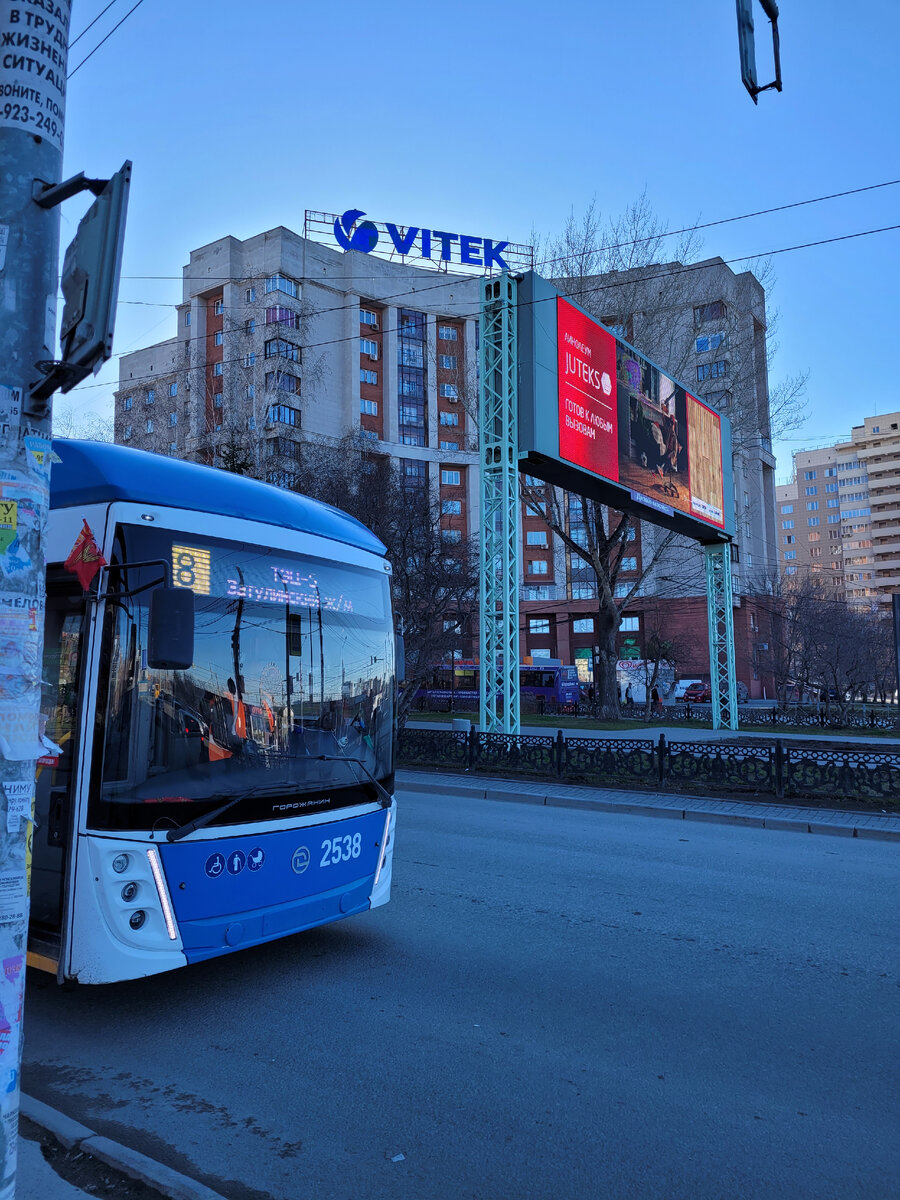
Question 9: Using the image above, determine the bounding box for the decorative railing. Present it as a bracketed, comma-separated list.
[396, 727, 900, 807]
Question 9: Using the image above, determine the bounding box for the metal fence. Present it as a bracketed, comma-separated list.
[397, 727, 900, 806]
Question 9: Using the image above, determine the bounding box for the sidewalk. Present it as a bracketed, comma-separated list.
[397, 769, 900, 839]
[18, 1094, 227, 1199]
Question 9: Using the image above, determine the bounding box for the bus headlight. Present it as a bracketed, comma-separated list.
[112, 854, 129, 874]
[129, 910, 146, 930]
[121, 882, 139, 902]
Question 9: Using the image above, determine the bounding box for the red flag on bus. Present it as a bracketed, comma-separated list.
[64, 520, 107, 590]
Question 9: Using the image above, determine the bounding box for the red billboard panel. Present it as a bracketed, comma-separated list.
[557, 298, 619, 482]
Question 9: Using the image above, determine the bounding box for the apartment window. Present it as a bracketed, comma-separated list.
[122, 396, 133, 411]
[529, 618, 551, 634]
[245, 318, 256, 335]
[215, 423, 222, 432]
[570, 584, 595, 600]
[442, 500, 461, 515]
[872, 426, 880, 433]
[803, 470, 817, 480]
[697, 362, 727, 382]
[806, 501, 819, 511]
[440, 384, 458, 399]
[439, 411, 459, 426]
[145, 419, 153, 433]
[621, 556, 638, 572]
[267, 470, 298, 489]
[360, 338, 378, 358]
[360, 309, 378, 327]
[524, 531, 547, 547]
[808, 517, 820, 527]
[145, 389, 155, 404]
[214, 331, 224, 346]
[784, 551, 797, 560]
[439, 441, 459, 450]
[780, 504, 793, 514]
[360, 398, 378, 416]
[782, 535, 794, 545]
[185, 312, 191, 327]
[613, 583, 630, 598]
[573, 618, 594, 633]
[695, 332, 728, 353]
[439, 355, 458, 369]
[825, 482, 838, 493]
[438, 325, 458, 340]
[809, 548, 822, 559]
[167, 383, 177, 398]
[441, 529, 462, 544]
[246, 286, 256, 303]
[268, 404, 299, 426]
[247, 385, 255, 400]
[707, 390, 732, 409]
[441, 469, 461, 486]
[169, 441, 177, 454]
[214, 300, 224, 315]
[693, 300, 727, 324]
[265, 371, 299, 394]
[781, 520, 794, 529]
[123, 425, 132, 440]
[826, 498, 839, 508]
[360, 369, 378, 385]
[267, 437, 302, 461]
[265, 274, 299, 299]
[266, 338, 299, 362]
[214, 393, 223, 407]
[804, 486, 817, 496]
[243, 353, 256, 367]
[168, 412, 177, 427]
[213, 362, 223, 376]
[265, 306, 300, 329]
[402, 460, 427, 489]
[528, 560, 548, 575]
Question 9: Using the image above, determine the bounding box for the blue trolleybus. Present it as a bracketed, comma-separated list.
[30, 441, 396, 984]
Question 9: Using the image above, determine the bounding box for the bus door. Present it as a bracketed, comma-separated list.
[30, 572, 87, 973]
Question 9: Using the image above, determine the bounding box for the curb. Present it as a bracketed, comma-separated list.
[21, 1094, 227, 1200]
[398, 774, 900, 840]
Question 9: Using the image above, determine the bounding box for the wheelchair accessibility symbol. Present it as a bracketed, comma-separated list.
[205, 852, 226, 879]
[291, 846, 310, 874]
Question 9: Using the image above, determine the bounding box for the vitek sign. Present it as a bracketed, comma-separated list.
[308, 208, 532, 273]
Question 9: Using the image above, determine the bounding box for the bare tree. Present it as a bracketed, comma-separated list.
[290, 432, 478, 727]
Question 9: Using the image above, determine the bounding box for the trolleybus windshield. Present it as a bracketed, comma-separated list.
[89, 524, 394, 833]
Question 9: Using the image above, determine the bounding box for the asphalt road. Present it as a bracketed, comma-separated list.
[23, 789, 900, 1200]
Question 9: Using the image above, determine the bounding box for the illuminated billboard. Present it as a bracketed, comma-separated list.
[517, 274, 733, 541]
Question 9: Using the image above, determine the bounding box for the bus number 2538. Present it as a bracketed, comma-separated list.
[321, 833, 362, 867]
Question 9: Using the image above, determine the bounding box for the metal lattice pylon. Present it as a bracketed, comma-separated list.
[479, 274, 520, 733]
[704, 542, 738, 730]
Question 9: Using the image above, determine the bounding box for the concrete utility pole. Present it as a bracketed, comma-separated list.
[0, 2, 72, 1195]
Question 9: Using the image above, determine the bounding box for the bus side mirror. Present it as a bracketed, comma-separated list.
[148, 587, 195, 670]
[395, 632, 405, 683]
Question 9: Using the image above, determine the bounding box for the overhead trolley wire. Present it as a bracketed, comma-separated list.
[80, 219, 900, 395]
[68, 0, 148, 79]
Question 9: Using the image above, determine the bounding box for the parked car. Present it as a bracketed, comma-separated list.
[682, 682, 711, 703]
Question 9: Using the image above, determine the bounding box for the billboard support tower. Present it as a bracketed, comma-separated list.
[478, 275, 521, 734]
[704, 543, 738, 730]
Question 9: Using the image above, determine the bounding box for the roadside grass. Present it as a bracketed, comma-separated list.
[405, 710, 900, 739]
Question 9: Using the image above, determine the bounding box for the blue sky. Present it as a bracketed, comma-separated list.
[59, 0, 900, 479]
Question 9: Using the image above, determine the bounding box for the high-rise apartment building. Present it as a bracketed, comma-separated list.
[113, 225, 777, 694]
[776, 413, 900, 608]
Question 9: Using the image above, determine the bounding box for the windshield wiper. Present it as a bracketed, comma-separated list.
[313, 754, 392, 809]
[165, 783, 284, 842]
